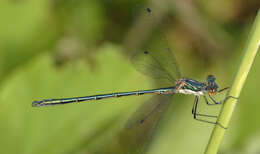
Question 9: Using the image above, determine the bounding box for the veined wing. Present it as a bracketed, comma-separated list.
[131, 7, 182, 85]
[119, 95, 173, 154]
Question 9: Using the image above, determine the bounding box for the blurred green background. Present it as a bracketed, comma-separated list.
[0, 0, 259, 154]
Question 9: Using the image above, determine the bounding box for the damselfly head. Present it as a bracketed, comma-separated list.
[206, 75, 218, 95]
[206, 75, 216, 82]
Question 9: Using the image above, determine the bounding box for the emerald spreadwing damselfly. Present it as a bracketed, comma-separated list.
[32, 7, 237, 153]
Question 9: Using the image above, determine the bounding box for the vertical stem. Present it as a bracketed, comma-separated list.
[205, 9, 260, 154]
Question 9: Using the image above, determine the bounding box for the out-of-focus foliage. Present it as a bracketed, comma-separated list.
[0, 0, 259, 154]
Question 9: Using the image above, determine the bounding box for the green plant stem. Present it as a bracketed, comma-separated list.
[205, 9, 260, 154]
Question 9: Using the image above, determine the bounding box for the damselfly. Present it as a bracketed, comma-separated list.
[32, 7, 236, 154]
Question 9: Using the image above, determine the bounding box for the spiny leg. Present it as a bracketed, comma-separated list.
[202, 87, 229, 105]
[192, 97, 227, 128]
[218, 87, 229, 93]
[206, 87, 229, 105]
[208, 95, 239, 105]
[191, 96, 197, 114]
[217, 87, 240, 100]
[193, 87, 238, 129]
[203, 95, 220, 106]
[205, 87, 238, 105]
[192, 96, 218, 119]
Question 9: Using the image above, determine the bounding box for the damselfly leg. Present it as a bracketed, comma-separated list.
[192, 87, 238, 128]
[204, 87, 238, 105]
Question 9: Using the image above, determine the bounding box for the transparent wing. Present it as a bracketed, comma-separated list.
[119, 95, 173, 154]
[131, 7, 181, 84]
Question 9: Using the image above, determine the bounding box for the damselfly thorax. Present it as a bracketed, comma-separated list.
[175, 75, 219, 97]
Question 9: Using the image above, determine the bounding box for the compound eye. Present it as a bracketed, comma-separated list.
[207, 75, 216, 82]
